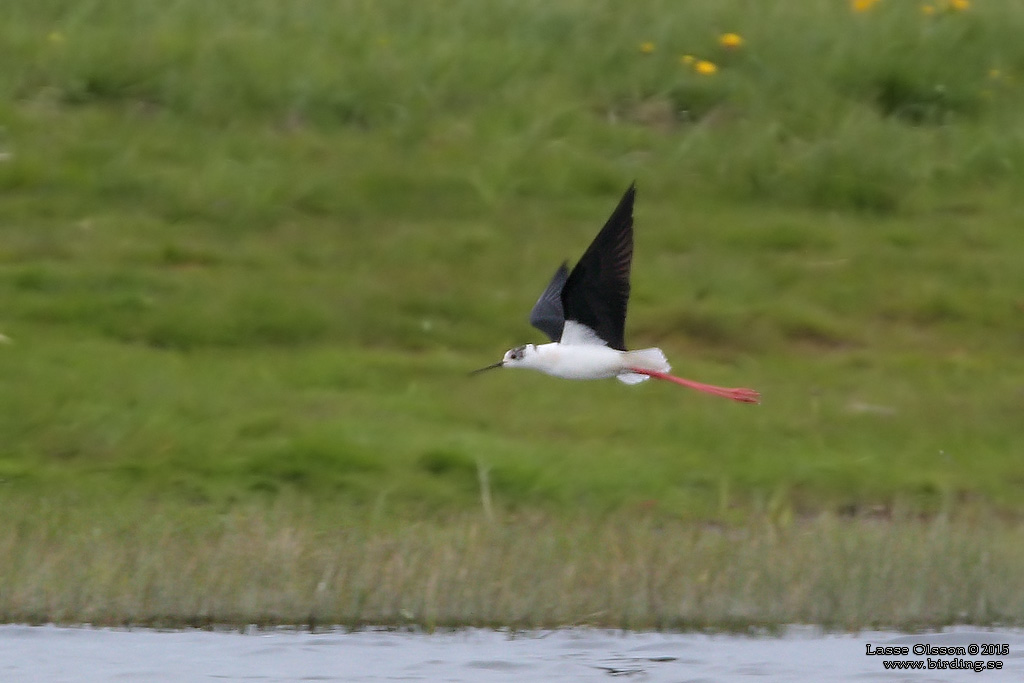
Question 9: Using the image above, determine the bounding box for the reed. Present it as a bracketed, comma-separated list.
[2, 497, 1022, 630]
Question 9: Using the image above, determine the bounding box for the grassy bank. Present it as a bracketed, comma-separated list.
[1, 0, 1024, 628]
[3, 497, 1023, 631]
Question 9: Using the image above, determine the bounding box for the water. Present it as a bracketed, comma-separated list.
[2, 624, 1021, 682]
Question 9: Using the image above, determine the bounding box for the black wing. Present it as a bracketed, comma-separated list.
[561, 184, 635, 350]
[528, 262, 569, 342]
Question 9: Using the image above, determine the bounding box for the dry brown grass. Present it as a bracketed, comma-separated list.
[2, 496, 1022, 631]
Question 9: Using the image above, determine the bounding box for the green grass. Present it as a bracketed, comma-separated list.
[1, 0, 1024, 627]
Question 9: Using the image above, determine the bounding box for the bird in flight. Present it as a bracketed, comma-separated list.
[473, 184, 760, 403]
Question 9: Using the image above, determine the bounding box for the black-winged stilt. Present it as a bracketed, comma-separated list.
[473, 184, 760, 403]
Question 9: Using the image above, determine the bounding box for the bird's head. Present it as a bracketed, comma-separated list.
[501, 344, 538, 368]
[471, 344, 538, 374]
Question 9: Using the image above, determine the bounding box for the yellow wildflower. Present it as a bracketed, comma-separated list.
[694, 60, 718, 76]
[680, 54, 696, 65]
[851, 0, 881, 12]
[719, 33, 744, 50]
[639, 41, 655, 55]
[949, 0, 969, 10]
[921, 3, 935, 14]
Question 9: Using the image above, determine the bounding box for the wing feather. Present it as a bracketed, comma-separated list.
[560, 184, 635, 350]
[528, 262, 569, 342]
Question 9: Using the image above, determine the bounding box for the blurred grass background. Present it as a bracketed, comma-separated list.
[1, 0, 1024, 627]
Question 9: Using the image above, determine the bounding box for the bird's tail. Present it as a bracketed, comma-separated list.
[617, 347, 671, 384]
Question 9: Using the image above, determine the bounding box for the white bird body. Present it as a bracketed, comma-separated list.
[502, 339, 670, 383]
[473, 184, 759, 404]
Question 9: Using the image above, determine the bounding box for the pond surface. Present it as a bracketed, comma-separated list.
[2, 624, 1021, 681]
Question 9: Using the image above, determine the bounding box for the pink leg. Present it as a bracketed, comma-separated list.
[628, 368, 761, 404]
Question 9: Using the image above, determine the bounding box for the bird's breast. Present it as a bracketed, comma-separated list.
[533, 343, 625, 380]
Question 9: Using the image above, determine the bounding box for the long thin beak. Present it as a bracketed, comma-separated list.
[469, 361, 503, 376]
